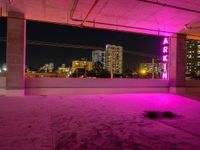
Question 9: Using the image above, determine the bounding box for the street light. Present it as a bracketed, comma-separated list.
[140, 69, 146, 75]
[2, 66, 7, 71]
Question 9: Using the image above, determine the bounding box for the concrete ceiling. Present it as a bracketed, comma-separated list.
[1, 0, 200, 38]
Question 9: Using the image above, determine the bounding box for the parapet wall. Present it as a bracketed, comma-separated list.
[25, 78, 169, 88]
[0, 77, 6, 95]
[1, 77, 200, 95]
[25, 78, 169, 95]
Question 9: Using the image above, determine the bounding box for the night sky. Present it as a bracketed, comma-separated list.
[0, 17, 163, 70]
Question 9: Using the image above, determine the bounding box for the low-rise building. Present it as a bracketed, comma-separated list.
[71, 59, 92, 73]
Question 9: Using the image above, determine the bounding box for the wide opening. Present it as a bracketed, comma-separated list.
[186, 39, 200, 80]
[0, 17, 6, 77]
[26, 21, 165, 79]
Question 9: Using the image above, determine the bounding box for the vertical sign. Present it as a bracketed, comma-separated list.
[162, 37, 169, 79]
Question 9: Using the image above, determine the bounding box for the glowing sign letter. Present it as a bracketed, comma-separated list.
[163, 38, 169, 45]
[162, 37, 169, 79]
[163, 55, 168, 62]
[163, 46, 168, 53]
[162, 72, 168, 79]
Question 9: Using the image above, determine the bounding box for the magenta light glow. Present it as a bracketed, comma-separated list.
[163, 46, 168, 53]
[162, 37, 169, 79]
[162, 55, 168, 62]
[163, 38, 169, 45]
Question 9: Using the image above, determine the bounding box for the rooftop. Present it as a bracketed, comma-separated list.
[0, 93, 200, 149]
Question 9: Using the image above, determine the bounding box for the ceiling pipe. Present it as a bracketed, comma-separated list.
[70, 0, 174, 35]
[70, 0, 79, 22]
[138, 0, 200, 14]
[74, 17, 175, 34]
[80, 0, 99, 27]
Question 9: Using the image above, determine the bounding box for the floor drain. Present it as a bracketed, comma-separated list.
[145, 111, 176, 120]
[145, 111, 159, 119]
[162, 111, 174, 118]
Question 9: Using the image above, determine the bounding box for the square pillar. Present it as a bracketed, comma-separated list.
[169, 34, 186, 93]
[6, 12, 26, 96]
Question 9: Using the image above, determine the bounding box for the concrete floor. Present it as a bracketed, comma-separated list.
[0, 93, 200, 150]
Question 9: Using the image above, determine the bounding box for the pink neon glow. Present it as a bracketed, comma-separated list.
[162, 37, 169, 79]
[162, 72, 168, 79]
[163, 63, 167, 70]
[163, 38, 169, 45]
[163, 55, 168, 62]
[163, 46, 168, 53]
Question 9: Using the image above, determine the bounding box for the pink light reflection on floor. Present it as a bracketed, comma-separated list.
[0, 94, 200, 149]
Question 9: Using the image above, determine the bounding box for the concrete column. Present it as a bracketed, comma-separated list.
[169, 34, 186, 93]
[6, 12, 26, 96]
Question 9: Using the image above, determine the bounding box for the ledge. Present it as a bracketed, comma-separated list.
[25, 78, 169, 88]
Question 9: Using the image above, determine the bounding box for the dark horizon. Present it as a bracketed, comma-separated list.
[0, 17, 163, 70]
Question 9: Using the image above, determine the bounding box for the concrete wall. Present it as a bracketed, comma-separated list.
[25, 78, 169, 88]
[1, 77, 199, 95]
[25, 87, 170, 95]
[186, 80, 200, 93]
[0, 77, 6, 88]
[186, 80, 200, 87]
[25, 78, 169, 95]
[0, 77, 6, 95]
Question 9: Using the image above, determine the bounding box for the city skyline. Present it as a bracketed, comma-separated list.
[0, 17, 163, 70]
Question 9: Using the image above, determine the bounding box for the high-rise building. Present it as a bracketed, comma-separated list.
[71, 59, 92, 73]
[105, 44, 123, 74]
[92, 50, 106, 69]
[186, 40, 200, 77]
